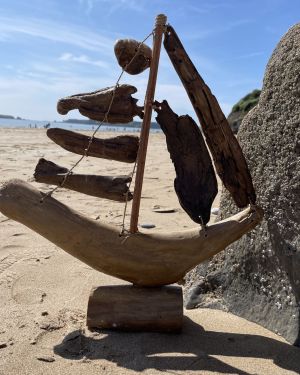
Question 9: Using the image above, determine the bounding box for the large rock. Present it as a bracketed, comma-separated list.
[185, 24, 300, 345]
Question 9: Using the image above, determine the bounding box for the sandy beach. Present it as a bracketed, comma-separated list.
[1, 127, 300, 375]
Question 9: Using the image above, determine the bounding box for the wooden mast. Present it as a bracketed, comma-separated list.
[130, 14, 167, 233]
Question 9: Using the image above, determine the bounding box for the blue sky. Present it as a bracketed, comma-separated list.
[0, 0, 299, 121]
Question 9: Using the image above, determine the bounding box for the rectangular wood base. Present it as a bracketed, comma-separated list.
[87, 285, 183, 333]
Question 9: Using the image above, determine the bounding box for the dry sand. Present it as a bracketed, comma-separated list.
[0, 127, 299, 375]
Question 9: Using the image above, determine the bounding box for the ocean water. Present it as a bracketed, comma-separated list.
[0, 118, 162, 133]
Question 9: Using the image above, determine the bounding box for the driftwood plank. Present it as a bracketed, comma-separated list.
[57, 84, 143, 123]
[87, 285, 183, 332]
[47, 128, 139, 163]
[0, 180, 263, 286]
[155, 100, 217, 225]
[34, 158, 133, 202]
[164, 25, 256, 207]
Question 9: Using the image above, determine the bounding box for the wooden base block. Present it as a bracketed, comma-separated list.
[87, 285, 183, 333]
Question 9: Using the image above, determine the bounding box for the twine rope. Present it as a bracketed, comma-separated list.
[40, 31, 154, 209]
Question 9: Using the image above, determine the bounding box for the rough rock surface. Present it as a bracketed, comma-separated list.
[185, 24, 300, 345]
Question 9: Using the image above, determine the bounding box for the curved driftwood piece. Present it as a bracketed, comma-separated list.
[164, 25, 256, 208]
[47, 128, 139, 163]
[114, 39, 152, 75]
[34, 159, 133, 202]
[57, 85, 143, 123]
[155, 100, 217, 225]
[0, 180, 263, 286]
[87, 285, 183, 332]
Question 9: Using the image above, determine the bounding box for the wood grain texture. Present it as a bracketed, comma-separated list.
[114, 39, 152, 75]
[155, 100, 217, 225]
[87, 285, 183, 332]
[34, 158, 133, 202]
[57, 85, 143, 123]
[164, 25, 256, 208]
[47, 128, 139, 163]
[0, 180, 263, 286]
[129, 14, 167, 233]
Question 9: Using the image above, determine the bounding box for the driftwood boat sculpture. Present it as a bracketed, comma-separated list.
[0, 14, 263, 332]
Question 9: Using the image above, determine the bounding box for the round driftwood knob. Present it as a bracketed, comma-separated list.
[114, 39, 152, 75]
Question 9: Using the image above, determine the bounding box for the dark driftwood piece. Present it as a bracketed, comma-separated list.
[87, 285, 183, 332]
[34, 158, 133, 202]
[155, 100, 217, 225]
[114, 39, 152, 75]
[57, 85, 143, 124]
[47, 128, 139, 163]
[164, 25, 256, 208]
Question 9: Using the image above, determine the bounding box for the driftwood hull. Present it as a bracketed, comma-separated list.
[0, 180, 263, 286]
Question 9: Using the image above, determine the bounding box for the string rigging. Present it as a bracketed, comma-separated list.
[40, 31, 154, 217]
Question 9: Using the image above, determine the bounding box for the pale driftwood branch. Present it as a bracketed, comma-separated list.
[155, 100, 217, 225]
[47, 128, 139, 163]
[130, 14, 167, 233]
[164, 25, 256, 208]
[114, 39, 152, 75]
[34, 159, 133, 202]
[0, 180, 263, 287]
[87, 285, 183, 332]
[57, 85, 144, 123]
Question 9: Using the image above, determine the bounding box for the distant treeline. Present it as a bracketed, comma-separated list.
[63, 118, 160, 129]
[0, 114, 23, 120]
[0, 114, 14, 119]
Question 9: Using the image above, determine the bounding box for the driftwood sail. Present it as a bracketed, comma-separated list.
[47, 128, 139, 163]
[164, 25, 256, 208]
[34, 159, 133, 202]
[0, 14, 263, 332]
[155, 100, 218, 225]
[57, 84, 144, 123]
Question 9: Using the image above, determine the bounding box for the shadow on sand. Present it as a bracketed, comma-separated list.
[54, 317, 300, 374]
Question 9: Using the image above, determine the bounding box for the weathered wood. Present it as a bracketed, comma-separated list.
[34, 159, 133, 202]
[164, 25, 256, 208]
[57, 85, 143, 123]
[0, 180, 263, 286]
[130, 14, 167, 233]
[155, 100, 217, 225]
[47, 128, 139, 163]
[87, 285, 183, 332]
[114, 39, 152, 75]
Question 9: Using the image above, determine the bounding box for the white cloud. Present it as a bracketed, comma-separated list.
[0, 73, 116, 120]
[184, 19, 254, 41]
[77, 0, 143, 15]
[59, 53, 108, 68]
[78, 0, 95, 14]
[0, 15, 114, 53]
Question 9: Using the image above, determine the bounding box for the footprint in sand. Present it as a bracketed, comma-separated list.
[1, 244, 24, 250]
[11, 275, 47, 305]
[11, 233, 26, 237]
[0, 255, 18, 275]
